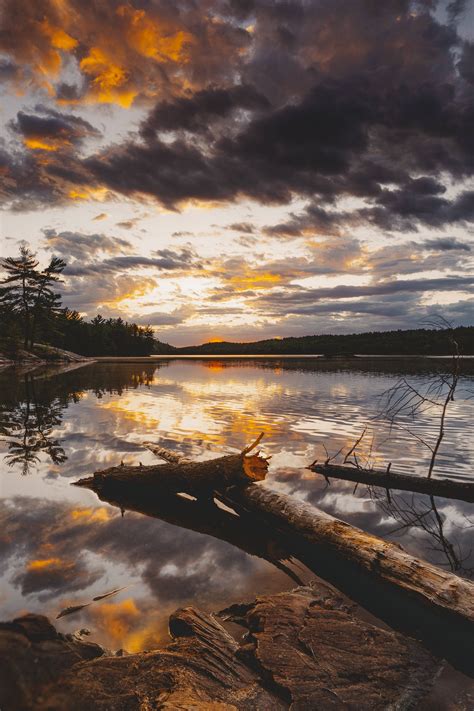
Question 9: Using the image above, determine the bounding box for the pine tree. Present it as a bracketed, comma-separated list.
[0, 246, 66, 351]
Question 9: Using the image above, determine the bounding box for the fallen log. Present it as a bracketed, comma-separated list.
[77, 472, 305, 585]
[78, 433, 268, 499]
[75, 436, 474, 676]
[0, 585, 442, 710]
[310, 462, 474, 503]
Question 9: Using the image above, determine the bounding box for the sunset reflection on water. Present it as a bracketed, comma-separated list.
[1, 359, 473, 651]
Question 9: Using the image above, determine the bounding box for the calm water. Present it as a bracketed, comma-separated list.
[1, 358, 473, 652]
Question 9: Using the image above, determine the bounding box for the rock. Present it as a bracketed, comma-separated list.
[0, 614, 104, 711]
[0, 585, 442, 710]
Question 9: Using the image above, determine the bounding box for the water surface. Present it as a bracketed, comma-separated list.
[1, 358, 473, 651]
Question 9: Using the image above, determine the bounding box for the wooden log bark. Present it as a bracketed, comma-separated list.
[76, 433, 268, 499]
[75, 438, 474, 676]
[226, 483, 474, 675]
[0, 585, 442, 710]
[310, 462, 474, 502]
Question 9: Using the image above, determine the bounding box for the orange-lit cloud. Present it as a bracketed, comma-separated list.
[70, 507, 112, 523]
[118, 5, 193, 63]
[68, 187, 109, 201]
[40, 17, 78, 51]
[80, 47, 137, 108]
[0, 0, 239, 108]
[229, 271, 282, 291]
[89, 597, 162, 652]
[24, 138, 60, 152]
[27, 557, 63, 571]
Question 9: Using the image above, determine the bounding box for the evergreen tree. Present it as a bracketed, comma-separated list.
[0, 246, 65, 350]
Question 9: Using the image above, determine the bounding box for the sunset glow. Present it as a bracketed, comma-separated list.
[0, 0, 472, 346]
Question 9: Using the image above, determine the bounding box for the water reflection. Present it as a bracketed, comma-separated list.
[0, 371, 72, 475]
[0, 359, 473, 651]
[81, 480, 305, 585]
[368, 488, 474, 576]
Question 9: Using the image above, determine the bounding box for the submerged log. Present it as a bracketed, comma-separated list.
[75, 436, 474, 675]
[310, 462, 474, 503]
[0, 585, 442, 710]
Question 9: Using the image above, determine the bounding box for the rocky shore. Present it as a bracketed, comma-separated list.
[0, 344, 91, 367]
[2, 583, 469, 710]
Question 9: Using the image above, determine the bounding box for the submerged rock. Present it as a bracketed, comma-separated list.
[0, 585, 443, 710]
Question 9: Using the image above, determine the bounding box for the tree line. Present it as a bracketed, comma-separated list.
[0, 246, 157, 357]
[178, 328, 474, 356]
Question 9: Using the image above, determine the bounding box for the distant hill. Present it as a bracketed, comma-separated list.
[163, 326, 474, 356]
[154, 339, 177, 354]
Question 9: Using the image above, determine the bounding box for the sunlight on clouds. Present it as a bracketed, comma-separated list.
[80, 48, 138, 108]
[89, 598, 163, 652]
[229, 271, 282, 291]
[119, 5, 193, 63]
[70, 507, 112, 523]
[41, 18, 78, 51]
[27, 558, 63, 571]
[68, 187, 109, 201]
[23, 138, 59, 152]
[100, 279, 157, 311]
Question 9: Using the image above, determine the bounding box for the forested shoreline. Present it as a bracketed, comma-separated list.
[1, 247, 473, 358]
[178, 327, 474, 356]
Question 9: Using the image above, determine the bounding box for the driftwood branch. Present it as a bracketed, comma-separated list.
[75, 436, 474, 675]
[309, 462, 474, 503]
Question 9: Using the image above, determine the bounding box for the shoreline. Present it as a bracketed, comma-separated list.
[91, 353, 474, 361]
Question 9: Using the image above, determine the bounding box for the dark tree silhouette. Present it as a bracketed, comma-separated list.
[0, 246, 65, 350]
[0, 373, 67, 475]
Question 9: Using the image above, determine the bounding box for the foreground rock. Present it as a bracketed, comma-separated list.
[0, 585, 442, 710]
[0, 344, 91, 365]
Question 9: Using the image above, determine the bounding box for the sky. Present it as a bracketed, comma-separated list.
[0, 0, 473, 346]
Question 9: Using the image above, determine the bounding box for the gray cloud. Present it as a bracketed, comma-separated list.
[253, 276, 474, 314]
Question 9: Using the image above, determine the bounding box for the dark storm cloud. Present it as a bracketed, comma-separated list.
[10, 107, 100, 148]
[0, 145, 66, 211]
[140, 84, 269, 138]
[1, 0, 473, 232]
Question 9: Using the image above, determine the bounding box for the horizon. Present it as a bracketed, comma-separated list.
[160, 323, 474, 349]
[1, 1, 473, 346]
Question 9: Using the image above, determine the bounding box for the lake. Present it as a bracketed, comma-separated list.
[1, 358, 473, 652]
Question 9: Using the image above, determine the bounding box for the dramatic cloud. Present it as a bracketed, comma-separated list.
[1, 0, 473, 225]
[140, 84, 269, 138]
[1, 0, 473, 339]
[0, 0, 248, 107]
[9, 106, 100, 152]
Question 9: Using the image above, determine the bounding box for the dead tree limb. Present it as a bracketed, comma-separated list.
[74, 436, 474, 675]
[309, 462, 474, 503]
